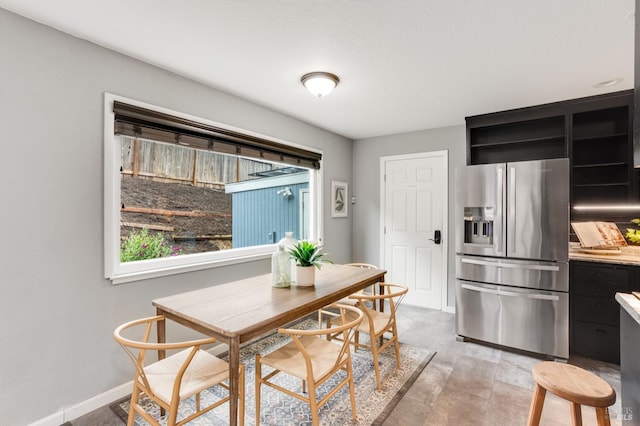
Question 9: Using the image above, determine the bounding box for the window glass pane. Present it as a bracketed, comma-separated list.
[119, 136, 310, 263]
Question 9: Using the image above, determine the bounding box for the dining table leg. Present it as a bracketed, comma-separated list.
[378, 275, 386, 312]
[155, 309, 166, 360]
[228, 336, 241, 426]
[155, 309, 166, 417]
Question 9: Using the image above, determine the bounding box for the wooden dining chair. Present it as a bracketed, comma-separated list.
[328, 283, 408, 391]
[318, 263, 379, 328]
[343, 263, 380, 306]
[113, 315, 245, 426]
[255, 304, 364, 426]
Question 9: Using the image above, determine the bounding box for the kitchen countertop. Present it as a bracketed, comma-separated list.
[569, 244, 640, 266]
[616, 292, 640, 325]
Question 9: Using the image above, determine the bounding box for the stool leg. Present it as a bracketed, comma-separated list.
[527, 383, 546, 426]
[570, 402, 582, 426]
[595, 407, 611, 426]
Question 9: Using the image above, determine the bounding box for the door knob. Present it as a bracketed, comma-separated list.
[429, 230, 441, 245]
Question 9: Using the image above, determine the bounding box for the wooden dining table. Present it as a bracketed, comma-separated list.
[152, 263, 386, 426]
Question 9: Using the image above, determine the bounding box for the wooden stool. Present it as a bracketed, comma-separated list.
[527, 361, 616, 426]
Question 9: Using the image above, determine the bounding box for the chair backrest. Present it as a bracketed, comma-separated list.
[381, 283, 408, 313]
[113, 315, 217, 397]
[279, 304, 363, 375]
[344, 263, 379, 298]
[349, 283, 408, 324]
[344, 263, 378, 270]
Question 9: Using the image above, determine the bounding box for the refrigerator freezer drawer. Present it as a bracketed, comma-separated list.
[455, 280, 569, 359]
[456, 255, 569, 292]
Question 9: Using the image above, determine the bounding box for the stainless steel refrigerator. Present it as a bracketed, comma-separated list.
[455, 158, 569, 359]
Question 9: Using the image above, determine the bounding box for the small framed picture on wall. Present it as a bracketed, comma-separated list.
[331, 180, 348, 218]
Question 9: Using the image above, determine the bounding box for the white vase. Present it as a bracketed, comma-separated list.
[295, 266, 315, 287]
[278, 232, 297, 283]
[271, 244, 291, 288]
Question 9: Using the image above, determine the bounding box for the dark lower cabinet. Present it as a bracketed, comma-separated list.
[570, 261, 637, 364]
[572, 321, 620, 363]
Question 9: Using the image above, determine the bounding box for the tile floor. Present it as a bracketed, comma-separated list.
[384, 305, 623, 426]
[70, 305, 623, 425]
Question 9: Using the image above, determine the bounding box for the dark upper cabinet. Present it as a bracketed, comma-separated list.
[571, 104, 633, 205]
[466, 90, 636, 207]
[468, 115, 566, 164]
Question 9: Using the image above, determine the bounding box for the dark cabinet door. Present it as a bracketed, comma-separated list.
[570, 260, 636, 364]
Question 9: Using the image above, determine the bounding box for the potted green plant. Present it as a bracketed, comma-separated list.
[288, 240, 332, 286]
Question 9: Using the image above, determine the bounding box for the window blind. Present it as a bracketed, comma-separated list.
[113, 101, 321, 169]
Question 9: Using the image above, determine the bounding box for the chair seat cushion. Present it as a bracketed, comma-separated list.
[337, 309, 391, 334]
[260, 335, 347, 381]
[143, 348, 230, 403]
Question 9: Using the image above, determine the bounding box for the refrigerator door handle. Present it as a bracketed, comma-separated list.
[461, 283, 560, 301]
[460, 257, 560, 271]
[508, 165, 516, 255]
[496, 165, 504, 255]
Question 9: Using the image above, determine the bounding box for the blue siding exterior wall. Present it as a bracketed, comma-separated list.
[231, 182, 308, 248]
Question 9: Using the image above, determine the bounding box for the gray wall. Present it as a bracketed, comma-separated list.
[352, 125, 467, 308]
[0, 9, 353, 425]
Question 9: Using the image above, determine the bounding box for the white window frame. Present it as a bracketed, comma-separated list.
[104, 93, 323, 284]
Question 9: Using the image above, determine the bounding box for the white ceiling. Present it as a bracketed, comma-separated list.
[0, 0, 635, 140]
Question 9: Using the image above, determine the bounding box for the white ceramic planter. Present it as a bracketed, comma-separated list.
[295, 266, 315, 286]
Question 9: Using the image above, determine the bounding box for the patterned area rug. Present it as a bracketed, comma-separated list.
[111, 319, 435, 425]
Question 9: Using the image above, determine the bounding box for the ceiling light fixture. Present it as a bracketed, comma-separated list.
[301, 72, 340, 98]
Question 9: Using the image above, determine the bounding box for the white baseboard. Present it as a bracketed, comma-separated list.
[28, 411, 64, 426]
[442, 305, 455, 314]
[30, 382, 132, 426]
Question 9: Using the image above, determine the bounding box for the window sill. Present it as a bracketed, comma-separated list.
[109, 251, 271, 285]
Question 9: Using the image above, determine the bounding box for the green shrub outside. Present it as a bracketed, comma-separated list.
[120, 228, 182, 262]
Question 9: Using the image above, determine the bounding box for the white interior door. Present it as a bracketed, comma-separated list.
[381, 151, 448, 310]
